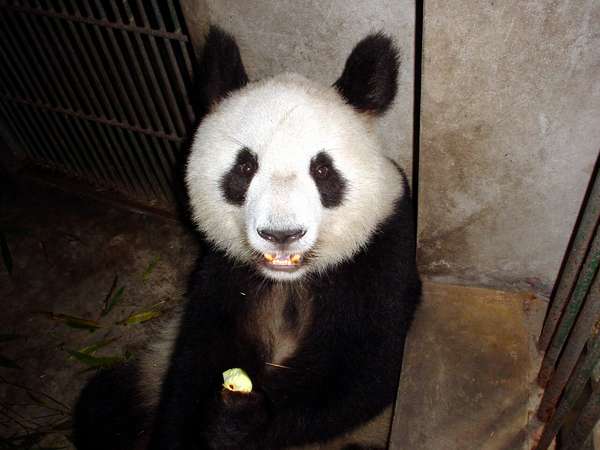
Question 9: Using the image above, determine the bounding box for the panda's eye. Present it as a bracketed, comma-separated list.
[237, 161, 256, 176]
[314, 164, 330, 179]
[310, 151, 346, 208]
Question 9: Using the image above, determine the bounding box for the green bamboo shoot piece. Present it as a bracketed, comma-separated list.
[222, 368, 252, 393]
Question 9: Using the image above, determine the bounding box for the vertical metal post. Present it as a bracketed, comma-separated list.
[62, 0, 150, 199]
[538, 260, 600, 420]
[0, 17, 81, 173]
[133, 0, 186, 136]
[539, 158, 600, 352]
[150, 0, 195, 127]
[0, 103, 39, 162]
[563, 390, 600, 450]
[94, 0, 172, 199]
[535, 154, 600, 449]
[538, 233, 600, 395]
[536, 332, 600, 449]
[32, 0, 139, 193]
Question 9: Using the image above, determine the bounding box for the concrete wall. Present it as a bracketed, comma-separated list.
[204, 0, 415, 171]
[417, 0, 600, 294]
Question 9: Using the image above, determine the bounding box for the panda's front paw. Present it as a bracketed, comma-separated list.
[204, 389, 269, 449]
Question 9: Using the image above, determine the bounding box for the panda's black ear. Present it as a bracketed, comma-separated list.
[195, 26, 248, 114]
[334, 33, 399, 115]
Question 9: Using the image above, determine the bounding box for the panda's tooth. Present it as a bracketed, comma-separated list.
[264, 253, 302, 266]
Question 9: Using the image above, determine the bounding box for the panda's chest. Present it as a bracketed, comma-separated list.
[245, 284, 313, 367]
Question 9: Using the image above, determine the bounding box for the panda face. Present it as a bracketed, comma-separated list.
[186, 74, 403, 281]
[186, 28, 403, 281]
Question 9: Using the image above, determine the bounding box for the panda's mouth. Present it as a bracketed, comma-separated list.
[262, 253, 303, 271]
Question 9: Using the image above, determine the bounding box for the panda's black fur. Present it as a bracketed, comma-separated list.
[73, 27, 421, 450]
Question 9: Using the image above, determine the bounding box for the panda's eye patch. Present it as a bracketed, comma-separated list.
[310, 152, 346, 208]
[221, 147, 258, 205]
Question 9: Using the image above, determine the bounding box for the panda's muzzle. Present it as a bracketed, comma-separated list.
[256, 228, 307, 271]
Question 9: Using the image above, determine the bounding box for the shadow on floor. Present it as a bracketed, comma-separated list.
[0, 181, 199, 448]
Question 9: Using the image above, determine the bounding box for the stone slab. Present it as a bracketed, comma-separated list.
[390, 282, 538, 450]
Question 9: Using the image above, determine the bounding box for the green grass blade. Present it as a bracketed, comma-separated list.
[65, 350, 124, 369]
[50, 419, 72, 431]
[36, 312, 101, 332]
[101, 286, 125, 317]
[76, 338, 117, 356]
[142, 256, 160, 281]
[118, 310, 162, 325]
[101, 275, 117, 314]
[26, 390, 49, 408]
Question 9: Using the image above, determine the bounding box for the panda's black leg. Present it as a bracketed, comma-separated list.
[73, 363, 149, 450]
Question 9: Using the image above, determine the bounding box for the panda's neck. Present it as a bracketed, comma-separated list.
[242, 282, 313, 368]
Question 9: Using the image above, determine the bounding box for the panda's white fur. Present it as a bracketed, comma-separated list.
[186, 73, 404, 281]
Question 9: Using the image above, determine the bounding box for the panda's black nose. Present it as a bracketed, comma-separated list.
[257, 228, 306, 244]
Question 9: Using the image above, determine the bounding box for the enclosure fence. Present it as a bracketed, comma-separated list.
[0, 0, 196, 209]
[536, 154, 600, 449]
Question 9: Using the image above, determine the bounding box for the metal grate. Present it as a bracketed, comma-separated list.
[0, 0, 197, 208]
[535, 152, 600, 450]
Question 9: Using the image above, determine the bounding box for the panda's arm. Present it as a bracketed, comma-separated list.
[249, 330, 402, 449]
[145, 309, 223, 450]
[146, 269, 270, 450]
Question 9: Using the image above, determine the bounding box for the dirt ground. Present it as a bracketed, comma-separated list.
[0, 176, 198, 448]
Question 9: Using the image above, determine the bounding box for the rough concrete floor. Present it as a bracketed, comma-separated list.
[0, 180, 548, 449]
[0, 180, 198, 448]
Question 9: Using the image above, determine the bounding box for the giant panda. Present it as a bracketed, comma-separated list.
[73, 27, 421, 450]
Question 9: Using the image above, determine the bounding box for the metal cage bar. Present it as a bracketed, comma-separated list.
[536, 332, 600, 449]
[535, 153, 600, 449]
[539, 156, 600, 352]
[0, 0, 197, 210]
